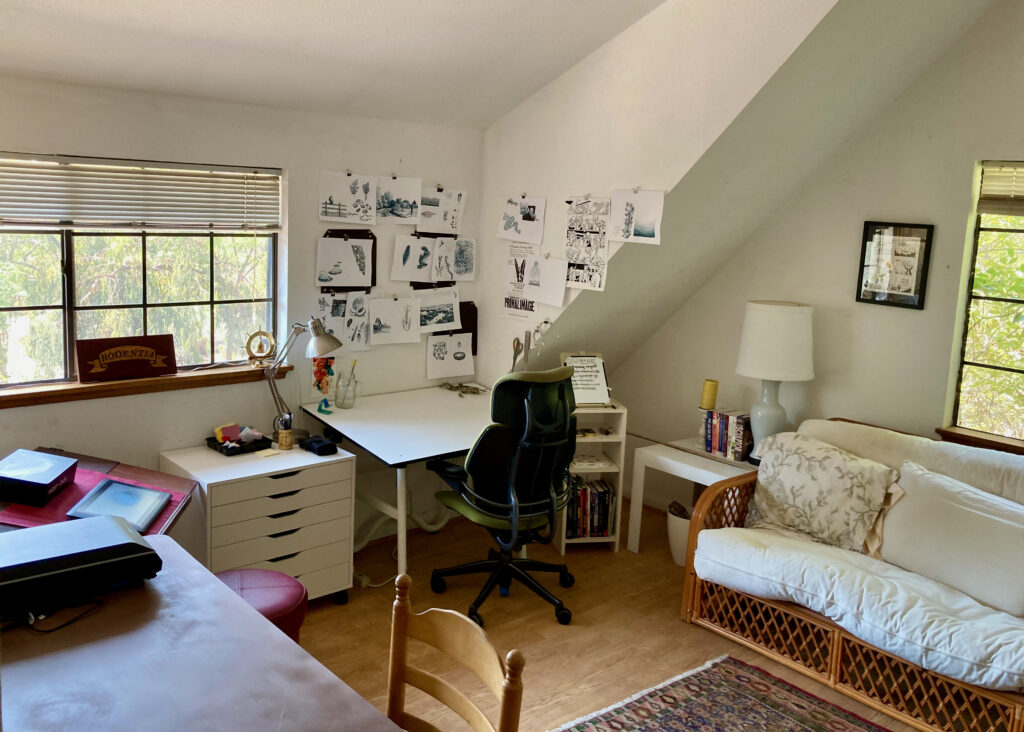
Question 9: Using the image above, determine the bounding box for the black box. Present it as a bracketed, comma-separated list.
[0, 515, 162, 618]
[0, 449, 78, 506]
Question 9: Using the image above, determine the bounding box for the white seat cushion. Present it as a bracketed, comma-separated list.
[694, 527, 1024, 691]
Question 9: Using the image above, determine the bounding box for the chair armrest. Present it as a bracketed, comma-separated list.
[426, 459, 469, 495]
[681, 471, 757, 622]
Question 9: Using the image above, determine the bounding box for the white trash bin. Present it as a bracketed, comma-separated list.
[667, 512, 690, 567]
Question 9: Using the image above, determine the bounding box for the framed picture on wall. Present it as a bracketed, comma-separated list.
[856, 221, 934, 309]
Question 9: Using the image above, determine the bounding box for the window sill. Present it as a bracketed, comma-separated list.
[935, 426, 1024, 456]
[0, 364, 293, 410]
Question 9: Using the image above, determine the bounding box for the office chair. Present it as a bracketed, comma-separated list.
[427, 366, 576, 626]
[387, 574, 525, 732]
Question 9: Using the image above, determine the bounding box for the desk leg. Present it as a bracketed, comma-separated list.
[627, 451, 648, 553]
[396, 467, 408, 575]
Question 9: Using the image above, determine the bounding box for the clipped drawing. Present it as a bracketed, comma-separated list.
[376, 176, 422, 223]
[419, 286, 461, 334]
[316, 238, 373, 288]
[418, 188, 465, 235]
[368, 297, 421, 345]
[320, 171, 376, 224]
[496, 195, 546, 245]
[426, 333, 474, 379]
[564, 197, 610, 292]
[608, 189, 664, 244]
[391, 234, 435, 282]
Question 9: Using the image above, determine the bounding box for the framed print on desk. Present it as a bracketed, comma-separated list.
[856, 221, 934, 309]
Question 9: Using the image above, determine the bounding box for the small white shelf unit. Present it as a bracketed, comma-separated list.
[559, 399, 627, 554]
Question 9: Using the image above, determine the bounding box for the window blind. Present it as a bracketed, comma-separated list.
[978, 161, 1024, 216]
[0, 152, 281, 229]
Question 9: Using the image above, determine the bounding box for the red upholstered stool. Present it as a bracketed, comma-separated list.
[216, 568, 308, 643]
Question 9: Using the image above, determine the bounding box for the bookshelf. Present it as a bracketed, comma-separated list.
[559, 399, 627, 554]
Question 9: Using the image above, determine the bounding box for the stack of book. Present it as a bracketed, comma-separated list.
[703, 409, 753, 461]
[565, 476, 616, 539]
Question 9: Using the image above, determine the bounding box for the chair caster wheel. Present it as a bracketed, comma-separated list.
[555, 606, 572, 625]
[559, 570, 575, 588]
[468, 609, 484, 627]
[333, 590, 349, 605]
[430, 573, 446, 594]
[499, 585, 510, 597]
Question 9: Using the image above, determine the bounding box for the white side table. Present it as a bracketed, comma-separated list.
[627, 437, 755, 553]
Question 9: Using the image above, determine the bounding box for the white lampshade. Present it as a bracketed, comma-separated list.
[736, 301, 814, 382]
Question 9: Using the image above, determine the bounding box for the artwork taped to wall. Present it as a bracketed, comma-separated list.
[419, 286, 462, 333]
[503, 242, 540, 320]
[497, 195, 546, 245]
[564, 197, 610, 292]
[433, 237, 475, 282]
[341, 293, 372, 351]
[376, 176, 421, 223]
[523, 255, 568, 307]
[320, 171, 376, 224]
[392, 234, 435, 282]
[418, 188, 466, 235]
[856, 221, 933, 309]
[369, 297, 421, 345]
[426, 333, 474, 380]
[316, 237, 373, 288]
[608, 189, 664, 244]
[310, 356, 337, 402]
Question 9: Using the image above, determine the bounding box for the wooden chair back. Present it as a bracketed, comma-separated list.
[387, 574, 525, 732]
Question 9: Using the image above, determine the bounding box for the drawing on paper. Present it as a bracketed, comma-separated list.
[392, 234, 435, 282]
[311, 356, 337, 400]
[426, 333, 474, 379]
[496, 195, 546, 245]
[454, 239, 475, 279]
[367, 297, 421, 345]
[419, 286, 461, 333]
[331, 297, 347, 317]
[608, 189, 663, 244]
[432, 238, 456, 281]
[376, 176, 422, 223]
[315, 238, 373, 288]
[564, 198, 610, 292]
[320, 171, 376, 224]
[418, 188, 465, 235]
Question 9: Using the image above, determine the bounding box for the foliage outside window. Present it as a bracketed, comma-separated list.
[0, 231, 276, 386]
[954, 213, 1024, 440]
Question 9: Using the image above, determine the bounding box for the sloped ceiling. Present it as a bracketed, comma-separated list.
[537, 0, 997, 373]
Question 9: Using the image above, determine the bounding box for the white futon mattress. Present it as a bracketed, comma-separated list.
[693, 527, 1024, 691]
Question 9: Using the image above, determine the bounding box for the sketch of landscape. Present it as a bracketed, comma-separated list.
[376, 176, 421, 223]
[419, 286, 461, 334]
[316, 238, 373, 288]
[368, 297, 421, 345]
[391, 234, 434, 282]
[564, 198, 610, 292]
[426, 333, 474, 379]
[608, 189, 663, 244]
[319, 171, 376, 224]
[418, 188, 465, 235]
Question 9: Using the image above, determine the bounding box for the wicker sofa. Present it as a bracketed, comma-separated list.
[682, 419, 1024, 732]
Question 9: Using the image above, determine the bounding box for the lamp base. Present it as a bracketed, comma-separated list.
[749, 379, 787, 458]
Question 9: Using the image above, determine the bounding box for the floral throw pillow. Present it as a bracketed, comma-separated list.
[745, 432, 898, 553]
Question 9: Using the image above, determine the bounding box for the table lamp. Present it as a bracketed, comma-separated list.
[266, 316, 342, 449]
[735, 301, 814, 457]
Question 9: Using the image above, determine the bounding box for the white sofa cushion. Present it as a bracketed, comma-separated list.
[694, 526, 1024, 690]
[746, 432, 898, 553]
[798, 419, 1024, 505]
[882, 461, 1024, 617]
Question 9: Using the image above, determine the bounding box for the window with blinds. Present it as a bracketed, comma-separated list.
[953, 161, 1024, 440]
[0, 153, 281, 387]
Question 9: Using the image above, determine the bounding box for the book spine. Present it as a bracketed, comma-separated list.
[711, 411, 719, 455]
[704, 410, 713, 452]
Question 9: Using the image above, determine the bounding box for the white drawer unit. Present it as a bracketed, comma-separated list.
[159, 445, 356, 603]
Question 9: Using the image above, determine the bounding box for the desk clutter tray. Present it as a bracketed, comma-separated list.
[206, 437, 272, 456]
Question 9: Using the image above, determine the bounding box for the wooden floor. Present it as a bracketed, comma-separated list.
[302, 501, 909, 731]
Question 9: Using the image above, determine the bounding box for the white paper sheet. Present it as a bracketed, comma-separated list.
[523, 255, 568, 307]
[316, 238, 373, 288]
[426, 334, 474, 379]
[564, 197, 610, 292]
[375, 176, 422, 224]
[608, 189, 664, 244]
[563, 354, 611, 405]
[503, 242, 540, 320]
[391, 234, 435, 282]
[496, 195, 546, 245]
[418, 188, 466, 235]
[432, 238, 476, 282]
[368, 297, 421, 345]
[319, 171, 376, 224]
[418, 286, 462, 334]
[339, 293, 372, 351]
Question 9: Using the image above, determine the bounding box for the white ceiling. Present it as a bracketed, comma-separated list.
[0, 0, 666, 128]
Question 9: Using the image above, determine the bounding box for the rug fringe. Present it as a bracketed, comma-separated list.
[548, 654, 730, 731]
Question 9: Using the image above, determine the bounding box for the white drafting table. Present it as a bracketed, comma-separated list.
[302, 386, 492, 574]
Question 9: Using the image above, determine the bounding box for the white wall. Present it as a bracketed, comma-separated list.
[473, 0, 837, 385]
[611, 0, 1023, 509]
[0, 75, 482, 480]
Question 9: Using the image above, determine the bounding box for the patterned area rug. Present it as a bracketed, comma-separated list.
[551, 655, 888, 731]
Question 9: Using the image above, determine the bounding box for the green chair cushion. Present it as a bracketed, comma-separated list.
[435, 490, 551, 532]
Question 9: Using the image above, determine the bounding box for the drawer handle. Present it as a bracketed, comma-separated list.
[270, 470, 302, 480]
[269, 527, 300, 539]
[269, 509, 300, 519]
[268, 489, 300, 499]
[267, 552, 299, 563]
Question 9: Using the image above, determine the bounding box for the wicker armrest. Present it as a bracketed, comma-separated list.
[681, 471, 757, 621]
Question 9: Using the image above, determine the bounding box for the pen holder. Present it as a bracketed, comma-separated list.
[335, 376, 362, 409]
[278, 428, 294, 450]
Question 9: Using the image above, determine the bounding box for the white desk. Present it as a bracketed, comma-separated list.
[2, 536, 398, 731]
[302, 386, 491, 574]
[627, 437, 755, 553]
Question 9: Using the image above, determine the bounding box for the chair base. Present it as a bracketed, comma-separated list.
[431, 548, 574, 626]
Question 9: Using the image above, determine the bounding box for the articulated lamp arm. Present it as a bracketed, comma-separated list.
[264, 322, 306, 431]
